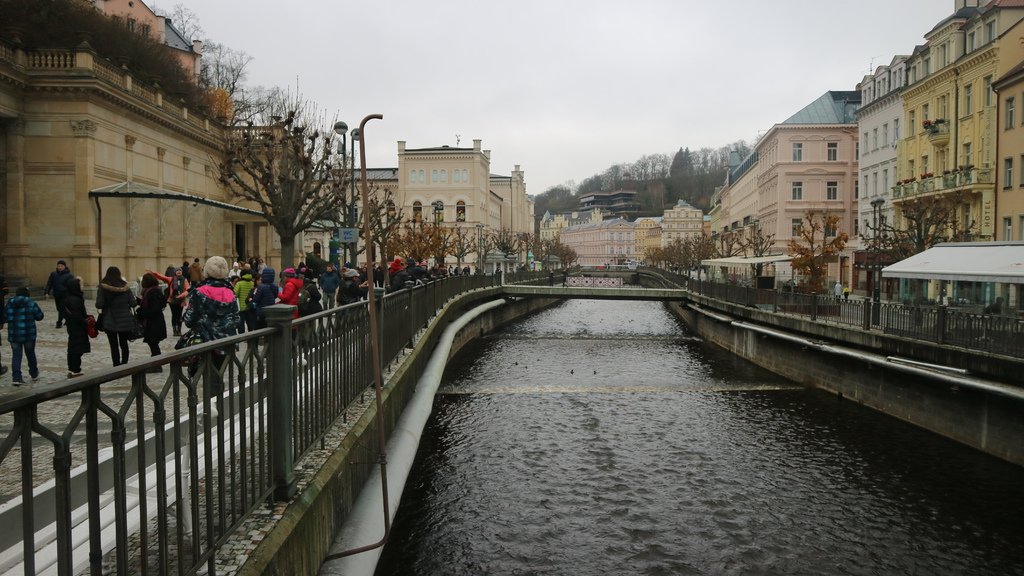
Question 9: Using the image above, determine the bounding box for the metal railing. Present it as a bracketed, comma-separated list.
[0, 271, 550, 576]
[650, 270, 1024, 359]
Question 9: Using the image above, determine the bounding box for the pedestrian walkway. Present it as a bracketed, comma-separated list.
[0, 295, 174, 389]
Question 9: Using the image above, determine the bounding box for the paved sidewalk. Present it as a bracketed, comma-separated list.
[0, 295, 175, 389]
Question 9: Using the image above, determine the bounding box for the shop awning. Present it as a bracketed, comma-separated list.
[700, 254, 792, 266]
[882, 242, 1024, 283]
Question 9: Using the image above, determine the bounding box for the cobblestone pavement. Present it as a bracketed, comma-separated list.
[0, 295, 171, 388]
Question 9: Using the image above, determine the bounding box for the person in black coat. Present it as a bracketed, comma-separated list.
[63, 277, 90, 377]
[137, 273, 168, 371]
[45, 259, 73, 328]
[96, 266, 137, 366]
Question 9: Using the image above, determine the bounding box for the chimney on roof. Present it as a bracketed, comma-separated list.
[473, 139, 482, 151]
[398, 141, 406, 153]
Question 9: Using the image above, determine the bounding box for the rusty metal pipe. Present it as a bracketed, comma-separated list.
[322, 113, 389, 562]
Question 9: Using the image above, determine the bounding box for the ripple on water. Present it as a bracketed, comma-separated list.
[377, 300, 1024, 576]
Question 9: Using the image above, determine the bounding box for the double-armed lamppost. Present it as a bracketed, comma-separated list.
[332, 121, 361, 266]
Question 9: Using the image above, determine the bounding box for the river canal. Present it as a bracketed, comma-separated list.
[376, 299, 1024, 575]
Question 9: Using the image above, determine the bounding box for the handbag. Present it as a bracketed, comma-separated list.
[129, 308, 145, 341]
[86, 314, 98, 339]
[174, 329, 204, 376]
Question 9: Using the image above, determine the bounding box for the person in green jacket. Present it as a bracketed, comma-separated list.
[234, 270, 256, 332]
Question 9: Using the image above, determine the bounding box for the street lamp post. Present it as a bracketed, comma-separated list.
[332, 121, 348, 267]
[870, 197, 885, 322]
[476, 223, 484, 274]
[349, 128, 359, 266]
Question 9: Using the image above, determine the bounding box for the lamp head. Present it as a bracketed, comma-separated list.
[351, 128, 360, 141]
[333, 121, 348, 137]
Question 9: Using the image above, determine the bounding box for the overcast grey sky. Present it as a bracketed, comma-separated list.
[188, 0, 952, 195]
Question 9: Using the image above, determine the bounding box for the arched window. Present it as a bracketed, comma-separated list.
[413, 201, 423, 222]
[419, 170, 425, 183]
[410, 169, 418, 183]
[431, 170, 438, 183]
[386, 200, 397, 221]
[456, 200, 466, 222]
[454, 170, 462, 183]
[440, 169, 448, 183]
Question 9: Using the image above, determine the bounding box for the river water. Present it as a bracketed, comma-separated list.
[375, 300, 1024, 575]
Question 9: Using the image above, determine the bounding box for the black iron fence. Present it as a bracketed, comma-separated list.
[0, 271, 547, 576]
[653, 270, 1024, 359]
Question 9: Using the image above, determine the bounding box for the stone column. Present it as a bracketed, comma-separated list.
[156, 147, 169, 258]
[2, 118, 30, 286]
[70, 119, 101, 284]
[125, 135, 138, 257]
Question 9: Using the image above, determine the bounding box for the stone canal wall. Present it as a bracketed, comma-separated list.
[666, 295, 1024, 467]
[240, 291, 561, 575]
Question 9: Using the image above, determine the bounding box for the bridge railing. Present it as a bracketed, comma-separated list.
[0, 271, 552, 575]
[650, 271, 1024, 359]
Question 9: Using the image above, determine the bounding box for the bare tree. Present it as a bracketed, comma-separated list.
[787, 211, 849, 293]
[740, 226, 777, 277]
[870, 192, 977, 263]
[217, 105, 343, 271]
[449, 225, 477, 269]
[365, 189, 403, 265]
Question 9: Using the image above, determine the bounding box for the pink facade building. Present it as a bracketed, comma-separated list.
[560, 218, 636, 267]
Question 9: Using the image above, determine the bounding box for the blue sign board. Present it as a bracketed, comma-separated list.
[339, 228, 359, 243]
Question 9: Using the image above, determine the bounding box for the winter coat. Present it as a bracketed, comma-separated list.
[319, 270, 341, 295]
[298, 284, 323, 317]
[3, 294, 44, 343]
[234, 272, 256, 312]
[388, 269, 411, 293]
[183, 278, 241, 344]
[188, 262, 204, 284]
[96, 282, 137, 333]
[45, 268, 74, 297]
[64, 287, 91, 356]
[278, 277, 304, 318]
[138, 285, 168, 344]
[250, 282, 279, 319]
[338, 278, 364, 305]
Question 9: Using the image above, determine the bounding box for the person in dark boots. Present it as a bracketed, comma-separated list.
[45, 259, 73, 328]
[63, 277, 90, 378]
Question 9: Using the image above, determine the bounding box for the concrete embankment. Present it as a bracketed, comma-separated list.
[666, 296, 1024, 467]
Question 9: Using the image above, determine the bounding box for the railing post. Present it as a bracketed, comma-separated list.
[936, 305, 947, 345]
[773, 287, 779, 313]
[265, 304, 297, 501]
[863, 299, 871, 330]
[811, 294, 818, 322]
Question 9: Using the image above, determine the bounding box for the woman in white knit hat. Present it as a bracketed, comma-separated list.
[183, 257, 242, 402]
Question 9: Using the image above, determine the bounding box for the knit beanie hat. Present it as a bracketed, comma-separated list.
[260, 267, 276, 284]
[282, 267, 296, 277]
[203, 256, 230, 279]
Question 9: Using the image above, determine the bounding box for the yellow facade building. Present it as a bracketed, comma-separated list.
[895, 1, 1024, 241]
[993, 16, 1024, 241]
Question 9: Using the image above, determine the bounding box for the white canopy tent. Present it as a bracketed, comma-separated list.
[881, 242, 1024, 307]
[882, 242, 1024, 283]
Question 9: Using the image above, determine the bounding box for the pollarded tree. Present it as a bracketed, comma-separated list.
[217, 106, 344, 271]
[740, 226, 778, 277]
[869, 192, 977, 263]
[449, 225, 477, 269]
[364, 188, 404, 265]
[787, 210, 849, 293]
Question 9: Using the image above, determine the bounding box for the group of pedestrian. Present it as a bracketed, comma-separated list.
[2, 255, 385, 387]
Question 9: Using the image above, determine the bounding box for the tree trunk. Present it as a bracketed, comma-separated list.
[279, 231, 296, 272]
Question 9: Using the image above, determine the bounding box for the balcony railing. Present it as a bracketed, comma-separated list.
[890, 166, 992, 200]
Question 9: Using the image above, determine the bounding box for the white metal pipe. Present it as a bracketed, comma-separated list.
[319, 298, 507, 576]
